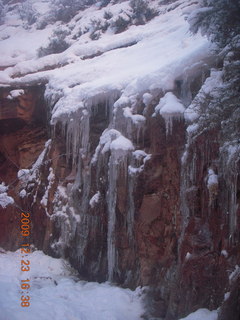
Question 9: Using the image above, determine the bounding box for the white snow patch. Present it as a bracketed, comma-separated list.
[18, 169, 31, 183]
[123, 106, 146, 125]
[69, 206, 81, 223]
[207, 169, 218, 188]
[224, 292, 230, 301]
[7, 89, 24, 99]
[128, 165, 142, 176]
[178, 308, 218, 320]
[185, 252, 192, 261]
[221, 250, 228, 258]
[18, 139, 51, 187]
[92, 129, 134, 163]
[133, 150, 148, 160]
[19, 189, 27, 198]
[89, 191, 101, 208]
[40, 167, 55, 207]
[184, 70, 223, 123]
[154, 92, 185, 134]
[0, 193, 14, 208]
[222, 143, 240, 165]
[110, 135, 134, 152]
[0, 183, 14, 208]
[142, 92, 153, 106]
[186, 123, 199, 134]
[229, 265, 240, 283]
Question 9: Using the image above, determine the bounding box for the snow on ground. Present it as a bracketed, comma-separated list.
[0, 26, 54, 67]
[0, 249, 220, 320]
[0, 249, 144, 320]
[0, 0, 54, 66]
[179, 308, 218, 320]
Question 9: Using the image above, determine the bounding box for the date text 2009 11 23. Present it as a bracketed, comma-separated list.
[20, 212, 31, 307]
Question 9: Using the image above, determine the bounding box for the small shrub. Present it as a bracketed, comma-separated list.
[36, 14, 55, 30]
[130, 0, 157, 25]
[48, 0, 100, 23]
[38, 28, 70, 57]
[145, 6, 158, 21]
[49, 0, 85, 23]
[0, 0, 5, 25]
[72, 28, 83, 40]
[113, 15, 130, 33]
[90, 30, 101, 40]
[188, 0, 240, 48]
[18, 0, 39, 28]
[89, 18, 109, 40]
[104, 11, 113, 20]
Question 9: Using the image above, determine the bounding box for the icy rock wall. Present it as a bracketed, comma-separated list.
[42, 85, 188, 307]
[1, 71, 239, 319]
[43, 76, 240, 319]
[45, 90, 149, 283]
[173, 127, 240, 318]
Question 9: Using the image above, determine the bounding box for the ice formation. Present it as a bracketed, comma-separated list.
[154, 92, 185, 135]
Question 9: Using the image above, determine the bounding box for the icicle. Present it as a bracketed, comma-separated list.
[107, 153, 118, 281]
[221, 144, 240, 245]
[127, 150, 149, 240]
[106, 133, 134, 281]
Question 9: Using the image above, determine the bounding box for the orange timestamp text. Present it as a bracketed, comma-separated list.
[20, 212, 31, 307]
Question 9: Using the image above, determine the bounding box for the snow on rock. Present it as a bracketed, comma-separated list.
[18, 169, 31, 183]
[128, 150, 151, 176]
[92, 129, 134, 164]
[89, 191, 101, 208]
[7, 89, 24, 99]
[154, 92, 185, 134]
[221, 250, 228, 258]
[184, 69, 223, 123]
[229, 265, 240, 284]
[18, 140, 51, 187]
[40, 167, 55, 208]
[142, 92, 153, 106]
[133, 150, 148, 160]
[123, 106, 146, 125]
[185, 252, 192, 261]
[0, 250, 144, 320]
[110, 135, 134, 152]
[223, 142, 240, 165]
[178, 308, 218, 320]
[224, 292, 230, 301]
[186, 123, 199, 135]
[207, 169, 218, 188]
[19, 189, 27, 198]
[0, 183, 14, 208]
[92, 129, 121, 162]
[207, 168, 218, 204]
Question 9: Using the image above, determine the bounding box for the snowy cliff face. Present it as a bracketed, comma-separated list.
[0, 0, 239, 319]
